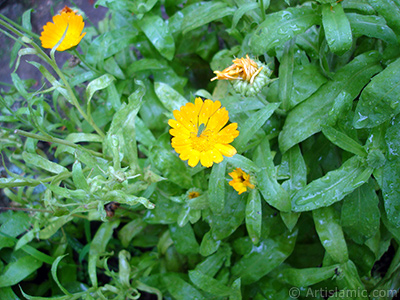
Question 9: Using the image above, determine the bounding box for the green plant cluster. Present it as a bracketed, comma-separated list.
[0, 0, 400, 299]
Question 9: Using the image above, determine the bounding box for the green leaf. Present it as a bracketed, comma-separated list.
[154, 82, 187, 112]
[292, 156, 373, 212]
[86, 28, 138, 66]
[88, 220, 120, 287]
[279, 39, 295, 111]
[72, 161, 89, 192]
[368, 0, 400, 36]
[322, 126, 367, 157]
[336, 260, 367, 299]
[210, 190, 246, 240]
[279, 51, 382, 153]
[0, 286, 20, 300]
[199, 231, 221, 257]
[341, 182, 380, 244]
[280, 144, 307, 195]
[313, 206, 348, 263]
[353, 57, 400, 129]
[245, 189, 262, 245]
[139, 15, 175, 61]
[322, 3, 353, 55]
[189, 270, 235, 297]
[232, 228, 298, 284]
[347, 13, 397, 44]
[104, 81, 144, 171]
[104, 57, 125, 81]
[0, 255, 42, 288]
[38, 216, 74, 240]
[51, 255, 72, 296]
[181, 2, 235, 34]
[196, 246, 229, 276]
[209, 161, 227, 214]
[253, 138, 290, 212]
[233, 103, 279, 153]
[290, 64, 328, 108]
[279, 264, 340, 286]
[118, 219, 147, 248]
[150, 144, 192, 189]
[86, 74, 115, 106]
[250, 6, 321, 55]
[22, 152, 68, 174]
[225, 155, 260, 173]
[163, 273, 205, 300]
[231, 2, 259, 29]
[382, 120, 400, 227]
[169, 223, 200, 255]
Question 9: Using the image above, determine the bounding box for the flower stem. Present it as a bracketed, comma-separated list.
[0, 13, 40, 40]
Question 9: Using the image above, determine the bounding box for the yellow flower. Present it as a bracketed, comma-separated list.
[168, 97, 239, 168]
[228, 168, 255, 195]
[211, 55, 263, 84]
[188, 191, 200, 199]
[40, 6, 86, 51]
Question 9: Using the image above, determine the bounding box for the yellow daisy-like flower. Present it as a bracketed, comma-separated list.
[168, 97, 239, 168]
[228, 168, 255, 195]
[188, 191, 200, 199]
[40, 6, 86, 51]
[211, 55, 263, 84]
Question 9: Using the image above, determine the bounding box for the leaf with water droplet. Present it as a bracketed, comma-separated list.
[354, 57, 400, 129]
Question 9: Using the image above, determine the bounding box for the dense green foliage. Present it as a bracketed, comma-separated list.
[1, 0, 400, 299]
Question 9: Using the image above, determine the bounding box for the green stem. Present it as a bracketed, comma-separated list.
[72, 49, 99, 74]
[14, 129, 104, 158]
[49, 57, 105, 138]
[0, 13, 40, 40]
[259, 0, 266, 22]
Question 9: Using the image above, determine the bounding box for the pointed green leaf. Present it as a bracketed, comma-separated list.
[22, 152, 68, 174]
[245, 189, 262, 245]
[279, 51, 382, 153]
[169, 223, 199, 255]
[233, 103, 279, 153]
[253, 138, 290, 212]
[139, 15, 175, 61]
[322, 3, 353, 55]
[163, 273, 205, 300]
[209, 161, 227, 214]
[322, 125, 367, 157]
[250, 6, 321, 55]
[232, 229, 298, 284]
[154, 82, 187, 112]
[313, 206, 348, 263]
[382, 120, 400, 227]
[353, 57, 400, 129]
[292, 156, 372, 212]
[279, 264, 340, 287]
[341, 182, 380, 244]
[347, 13, 397, 44]
[181, 2, 235, 34]
[189, 270, 235, 296]
[0, 255, 42, 288]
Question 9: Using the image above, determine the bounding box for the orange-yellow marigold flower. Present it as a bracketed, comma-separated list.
[168, 97, 239, 168]
[228, 168, 255, 195]
[211, 55, 263, 84]
[40, 6, 86, 51]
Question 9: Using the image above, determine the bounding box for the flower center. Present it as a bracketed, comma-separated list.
[190, 126, 215, 152]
